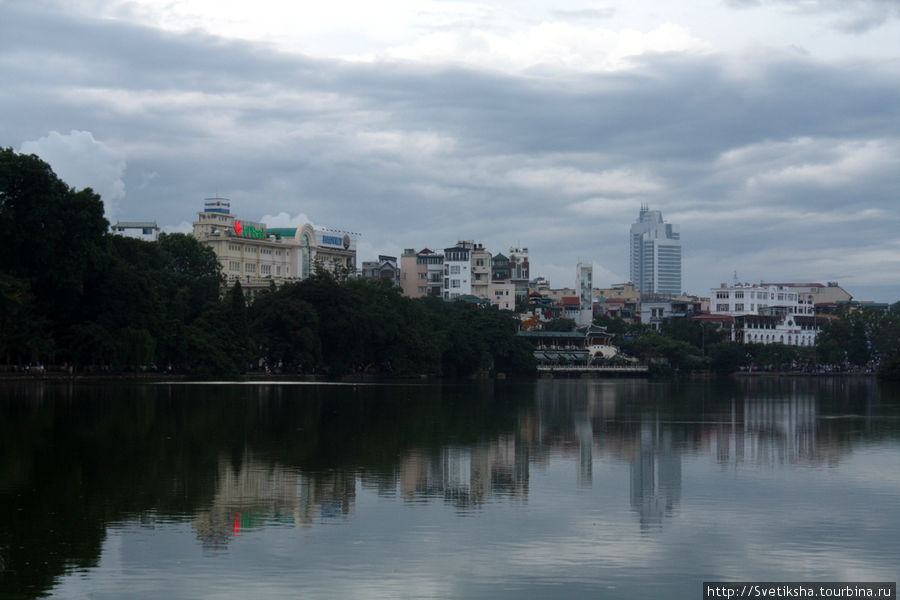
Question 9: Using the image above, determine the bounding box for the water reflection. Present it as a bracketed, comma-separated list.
[399, 438, 529, 509]
[0, 377, 898, 599]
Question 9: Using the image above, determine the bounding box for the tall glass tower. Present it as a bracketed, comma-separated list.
[629, 205, 681, 296]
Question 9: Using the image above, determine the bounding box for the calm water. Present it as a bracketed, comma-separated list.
[1, 377, 898, 599]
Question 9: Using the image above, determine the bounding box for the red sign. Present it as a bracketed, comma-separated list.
[234, 220, 243, 236]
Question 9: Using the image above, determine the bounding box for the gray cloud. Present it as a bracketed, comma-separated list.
[2, 2, 898, 300]
[723, 0, 900, 33]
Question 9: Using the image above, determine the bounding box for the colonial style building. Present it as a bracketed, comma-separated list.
[737, 314, 825, 347]
[191, 198, 358, 297]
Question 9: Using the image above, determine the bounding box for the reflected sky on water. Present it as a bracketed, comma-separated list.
[0, 377, 898, 599]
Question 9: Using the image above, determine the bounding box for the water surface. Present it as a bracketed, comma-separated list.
[1, 377, 897, 599]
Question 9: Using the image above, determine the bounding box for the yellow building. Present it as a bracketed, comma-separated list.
[191, 198, 358, 297]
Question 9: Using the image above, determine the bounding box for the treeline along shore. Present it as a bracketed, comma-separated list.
[3, 148, 899, 381]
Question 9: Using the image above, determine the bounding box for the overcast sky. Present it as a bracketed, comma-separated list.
[2, 0, 898, 301]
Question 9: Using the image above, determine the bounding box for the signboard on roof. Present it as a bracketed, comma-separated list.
[317, 229, 357, 251]
[234, 220, 267, 239]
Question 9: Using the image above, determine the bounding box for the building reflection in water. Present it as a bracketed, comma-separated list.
[630, 419, 682, 531]
[192, 381, 860, 547]
[399, 435, 529, 509]
[193, 455, 355, 550]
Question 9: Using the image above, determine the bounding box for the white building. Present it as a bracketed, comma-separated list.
[443, 244, 472, 300]
[576, 262, 593, 326]
[738, 314, 823, 347]
[629, 206, 681, 296]
[710, 283, 811, 317]
[110, 221, 160, 241]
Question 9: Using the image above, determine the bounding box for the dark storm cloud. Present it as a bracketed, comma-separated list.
[2, 1, 898, 298]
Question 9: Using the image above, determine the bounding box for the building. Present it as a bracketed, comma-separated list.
[470, 242, 492, 300]
[110, 221, 160, 241]
[760, 282, 852, 310]
[594, 282, 641, 303]
[576, 262, 593, 326]
[491, 253, 510, 281]
[710, 283, 809, 317]
[639, 297, 703, 330]
[737, 314, 825, 347]
[508, 247, 530, 301]
[489, 280, 516, 311]
[443, 244, 472, 300]
[629, 206, 681, 296]
[191, 197, 358, 298]
[400, 248, 443, 298]
[361, 255, 399, 285]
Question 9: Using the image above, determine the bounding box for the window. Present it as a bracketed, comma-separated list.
[716, 291, 729, 299]
[735, 303, 744, 311]
[450, 265, 461, 274]
[418, 273, 426, 279]
[475, 258, 484, 266]
[734, 291, 744, 299]
[716, 303, 729, 312]
[245, 263, 256, 273]
[451, 280, 460, 288]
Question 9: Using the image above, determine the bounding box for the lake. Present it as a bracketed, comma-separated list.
[1, 377, 898, 599]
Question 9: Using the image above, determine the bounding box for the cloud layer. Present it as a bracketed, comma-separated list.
[1, 0, 898, 300]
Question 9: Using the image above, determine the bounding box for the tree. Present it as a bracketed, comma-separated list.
[0, 148, 108, 348]
[708, 342, 747, 375]
[542, 318, 576, 332]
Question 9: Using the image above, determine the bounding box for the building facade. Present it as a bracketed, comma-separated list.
[576, 262, 593, 326]
[489, 280, 516, 311]
[361, 255, 399, 285]
[629, 206, 681, 296]
[443, 245, 472, 301]
[191, 198, 358, 297]
[508, 247, 530, 301]
[400, 248, 444, 298]
[737, 314, 824, 347]
[710, 283, 810, 317]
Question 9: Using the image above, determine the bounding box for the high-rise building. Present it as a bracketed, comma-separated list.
[629, 206, 681, 296]
[576, 262, 593, 326]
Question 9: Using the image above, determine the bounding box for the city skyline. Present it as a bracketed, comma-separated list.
[2, 1, 898, 301]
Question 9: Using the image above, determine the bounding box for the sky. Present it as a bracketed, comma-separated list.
[1, 0, 899, 301]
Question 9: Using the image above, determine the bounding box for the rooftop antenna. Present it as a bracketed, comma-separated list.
[733, 270, 739, 285]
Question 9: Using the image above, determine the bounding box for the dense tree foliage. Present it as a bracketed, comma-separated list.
[247, 273, 535, 377]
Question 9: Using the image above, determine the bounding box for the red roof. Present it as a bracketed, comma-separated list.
[561, 296, 580, 306]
